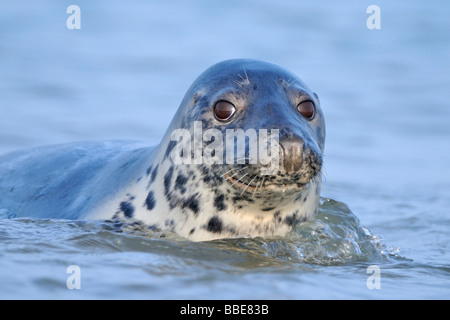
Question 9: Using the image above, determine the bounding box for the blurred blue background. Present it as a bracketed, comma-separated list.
[0, 0, 449, 299]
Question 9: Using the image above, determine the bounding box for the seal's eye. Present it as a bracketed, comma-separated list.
[297, 100, 316, 120]
[214, 101, 236, 122]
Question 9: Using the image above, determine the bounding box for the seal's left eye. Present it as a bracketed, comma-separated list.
[214, 101, 236, 122]
[297, 100, 316, 120]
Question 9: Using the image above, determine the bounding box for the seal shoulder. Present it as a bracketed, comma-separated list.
[0, 141, 155, 219]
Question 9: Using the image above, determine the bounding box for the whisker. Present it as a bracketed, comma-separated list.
[243, 68, 249, 84]
[259, 177, 265, 195]
[236, 68, 250, 86]
[281, 78, 295, 88]
[221, 167, 239, 177]
[231, 172, 248, 187]
[233, 79, 243, 88]
[287, 79, 295, 88]
[221, 165, 249, 178]
[226, 169, 248, 182]
[318, 167, 328, 183]
[252, 176, 263, 198]
[241, 175, 258, 196]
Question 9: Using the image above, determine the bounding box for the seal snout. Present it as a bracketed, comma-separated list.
[277, 131, 323, 186]
[279, 136, 304, 174]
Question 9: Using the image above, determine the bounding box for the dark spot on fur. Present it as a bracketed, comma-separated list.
[182, 195, 200, 215]
[285, 210, 299, 226]
[168, 197, 176, 209]
[274, 211, 282, 222]
[200, 165, 210, 179]
[118, 160, 131, 170]
[165, 219, 175, 227]
[206, 216, 223, 233]
[188, 170, 196, 180]
[189, 228, 195, 235]
[214, 194, 227, 211]
[164, 141, 177, 160]
[175, 173, 188, 194]
[261, 207, 275, 212]
[191, 91, 202, 106]
[164, 219, 176, 231]
[285, 215, 295, 226]
[232, 195, 255, 204]
[150, 164, 159, 183]
[120, 201, 135, 218]
[146, 165, 153, 176]
[164, 166, 175, 197]
[200, 164, 223, 187]
[145, 191, 156, 211]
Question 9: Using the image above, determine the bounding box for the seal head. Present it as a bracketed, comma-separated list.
[138, 59, 325, 240]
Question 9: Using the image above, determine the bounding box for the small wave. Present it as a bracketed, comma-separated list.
[182, 199, 401, 268]
[0, 198, 401, 268]
[256, 198, 401, 265]
[93, 198, 401, 267]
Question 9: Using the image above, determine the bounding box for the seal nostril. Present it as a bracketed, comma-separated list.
[279, 137, 304, 173]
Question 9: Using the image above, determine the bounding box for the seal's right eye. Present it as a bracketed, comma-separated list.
[297, 100, 316, 120]
[214, 101, 236, 122]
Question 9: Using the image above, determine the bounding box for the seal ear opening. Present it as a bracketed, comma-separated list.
[313, 92, 320, 105]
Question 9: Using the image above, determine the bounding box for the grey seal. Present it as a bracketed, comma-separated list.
[0, 59, 325, 241]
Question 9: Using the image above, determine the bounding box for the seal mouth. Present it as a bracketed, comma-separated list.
[224, 172, 308, 194]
